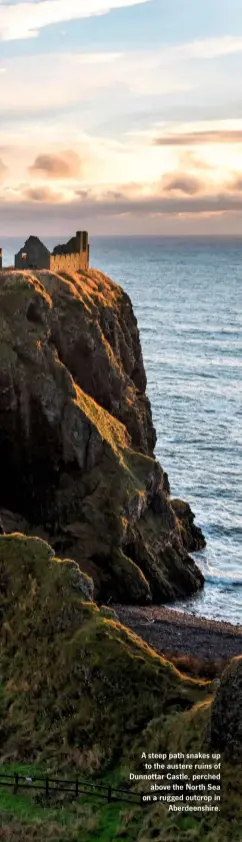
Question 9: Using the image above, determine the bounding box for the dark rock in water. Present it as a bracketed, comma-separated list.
[0, 267, 205, 604]
[210, 656, 242, 760]
[171, 499, 206, 552]
[163, 471, 170, 495]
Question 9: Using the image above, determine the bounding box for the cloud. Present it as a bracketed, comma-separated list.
[0, 157, 8, 181]
[161, 36, 242, 62]
[0, 0, 151, 41]
[154, 130, 242, 146]
[0, 49, 192, 118]
[3, 186, 242, 236]
[29, 150, 82, 179]
[3, 188, 242, 218]
[228, 175, 242, 191]
[0, 52, 129, 114]
[178, 150, 214, 171]
[74, 191, 242, 216]
[23, 186, 64, 202]
[76, 182, 143, 200]
[161, 172, 203, 194]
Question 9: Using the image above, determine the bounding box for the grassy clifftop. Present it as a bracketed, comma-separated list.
[0, 534, 204, 770]
[0, 534, 240, 841]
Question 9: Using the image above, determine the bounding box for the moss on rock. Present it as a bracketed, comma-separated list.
[0, 268, 204, 605]
[0, 533, 206, 770]
[99, 606, 118, 620]
[210, 656, 242, 761]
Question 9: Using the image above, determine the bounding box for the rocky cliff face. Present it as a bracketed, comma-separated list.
[0, 267, 205, 604]
[210, 656, 242, 760]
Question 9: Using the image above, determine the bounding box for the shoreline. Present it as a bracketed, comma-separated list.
[114, 604, 242, 662]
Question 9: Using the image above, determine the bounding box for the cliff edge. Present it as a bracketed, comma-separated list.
[0, 267, 205, 604]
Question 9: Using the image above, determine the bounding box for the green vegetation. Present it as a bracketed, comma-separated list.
[0, 533, 241, 840]
[0, 263, 239, 842]
[0, 754, 241, 842]
[0, 781, 138, 842]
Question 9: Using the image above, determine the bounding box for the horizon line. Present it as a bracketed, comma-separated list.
[2, 233, 242, 240]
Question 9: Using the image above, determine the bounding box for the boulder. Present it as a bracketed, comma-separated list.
[210, 656, 242, 760]
[171, 499, 206, 552]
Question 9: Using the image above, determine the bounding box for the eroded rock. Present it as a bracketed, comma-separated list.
[210, 656, 242, 760]
[0, 268, 205, 604]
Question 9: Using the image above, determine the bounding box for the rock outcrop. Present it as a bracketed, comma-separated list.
[0, 534, 203, 767]
[0, 267, 205, 604]
[210, 656, 242, 760]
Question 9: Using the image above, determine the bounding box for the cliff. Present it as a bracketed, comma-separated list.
[0, 534, 239, 842]
[0, 269, 239, 842]
[0, 267, 205, 604]
[0, 533, 206, 767]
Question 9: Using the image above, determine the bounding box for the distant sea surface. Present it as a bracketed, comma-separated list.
[2, 235, 242, 625]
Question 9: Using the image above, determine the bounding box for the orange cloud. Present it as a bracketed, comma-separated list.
[3, 188, 242, 218]
[29, 150, 82, 179]
[0, 157, 8, 181]
[228, 175, 242, 191]
[154, 130, 242, 146]
[3, 188, 242, 238]
[23, 186, 63, 203]
[161, 172, 203, 194]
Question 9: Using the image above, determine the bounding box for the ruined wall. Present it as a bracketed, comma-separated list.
[15, 254, 51, 270]
[12, 231, 89, 272]
[50, 251, 89, 273]
[15, 238, 51, 270]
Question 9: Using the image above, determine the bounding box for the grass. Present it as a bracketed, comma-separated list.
[0, 770, 139, 841]
[0, 536, 240, 841]
[170, 655, 229, 681]
[0, 666, 240, 840]
[0, 684, 240, 841]
[0, 759, 241, 842]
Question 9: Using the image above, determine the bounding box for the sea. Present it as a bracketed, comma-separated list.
[2, 235, 242, 626]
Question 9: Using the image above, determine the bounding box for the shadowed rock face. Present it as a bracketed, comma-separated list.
[210, 656, 242, 760]
[0, 267, 205, 604]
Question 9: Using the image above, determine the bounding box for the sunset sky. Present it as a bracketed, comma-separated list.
[1, 0, 242, 234]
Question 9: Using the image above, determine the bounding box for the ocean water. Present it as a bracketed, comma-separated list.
[2, 235, 242, 625]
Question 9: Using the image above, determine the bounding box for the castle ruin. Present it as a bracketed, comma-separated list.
[0, 231, 89, 272]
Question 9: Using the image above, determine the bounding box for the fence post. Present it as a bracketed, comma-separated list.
[13, 773, 19, 795]
[45, 776, 49, 797]
[75, 777, 79, 797]
[107, 785, 112, 803]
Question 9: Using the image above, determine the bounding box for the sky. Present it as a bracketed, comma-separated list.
[1, 0, 242, 235]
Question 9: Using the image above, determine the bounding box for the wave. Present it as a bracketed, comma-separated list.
[205, 571, 242, 589]
[205, 523, 242, 541]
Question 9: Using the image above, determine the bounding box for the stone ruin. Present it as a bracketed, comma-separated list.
[0, 231, 89, 272]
